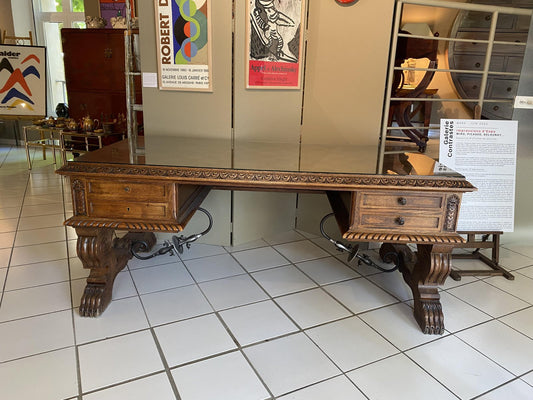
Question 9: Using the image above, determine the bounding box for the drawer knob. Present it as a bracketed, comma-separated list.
[398, 197, 407, 205]
[396, 217, 405, 226]
[124, 186, 131, 192]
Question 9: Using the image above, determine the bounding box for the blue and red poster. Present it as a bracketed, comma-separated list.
[0, 45, 46, 117]
[247, 0, 305, 89]
[155, 0, 211, 91]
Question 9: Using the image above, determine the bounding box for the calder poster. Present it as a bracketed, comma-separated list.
[0, 45, 46, 117]
[246, 0, 306, 89]
[154, 0, 212, 91]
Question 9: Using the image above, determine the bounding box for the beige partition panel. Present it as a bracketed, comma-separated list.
[297, 0, 396, 235]
[138, 0, 233, 244]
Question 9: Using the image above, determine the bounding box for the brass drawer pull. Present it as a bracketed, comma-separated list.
[398, 197, 407, 205]
[396, 217, 405, 225]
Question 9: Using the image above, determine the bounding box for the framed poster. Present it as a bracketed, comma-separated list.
[439, 119, 518, 232]
[0, 44, 46, 117]
[154, 0, 212, 91]
[246, 0, 306, 89]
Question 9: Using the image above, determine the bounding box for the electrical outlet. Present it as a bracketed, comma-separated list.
[514, 96, 533, 109]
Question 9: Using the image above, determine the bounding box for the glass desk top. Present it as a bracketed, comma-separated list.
[68, 135, 463, 179]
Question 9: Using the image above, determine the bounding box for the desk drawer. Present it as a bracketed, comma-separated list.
[360, 192, 444, 210]
[359, 212, 441, 231]
[88, 181, 170, 201]
[88, 201, 169, 219]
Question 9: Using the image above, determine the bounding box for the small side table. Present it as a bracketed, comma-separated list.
[23, 125, 62, 169]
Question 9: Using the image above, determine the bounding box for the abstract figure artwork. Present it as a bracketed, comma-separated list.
[155, 0, 212, 91]
[247, 0, 306, 89]
[0, 45, 46, 117]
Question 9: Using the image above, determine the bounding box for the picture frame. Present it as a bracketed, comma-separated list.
[154, 0, 213, 92]
[246, 0, 306, 89]
[0, 44, 47, 117]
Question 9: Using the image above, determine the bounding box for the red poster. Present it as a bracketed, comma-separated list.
[246, 0, 305, 89]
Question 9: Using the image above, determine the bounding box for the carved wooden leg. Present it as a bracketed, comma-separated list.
[75, 227, 156, 317]
[380, 243, 453, 334]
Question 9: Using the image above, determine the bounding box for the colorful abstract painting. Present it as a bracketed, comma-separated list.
[155, 0, 212, 91]
[0, 45, 46, 116]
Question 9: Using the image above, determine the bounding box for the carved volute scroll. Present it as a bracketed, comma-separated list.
[444, 194, 460, 232]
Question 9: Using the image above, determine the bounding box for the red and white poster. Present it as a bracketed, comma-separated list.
[246, 0, 306, 89]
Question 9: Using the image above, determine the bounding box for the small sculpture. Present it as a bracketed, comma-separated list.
[85, 16, 107, 29]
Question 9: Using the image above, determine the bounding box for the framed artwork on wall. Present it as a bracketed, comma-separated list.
[0, 44, 47, 117]
[246, 0, 306, 89]
[154, 0, 213, 92]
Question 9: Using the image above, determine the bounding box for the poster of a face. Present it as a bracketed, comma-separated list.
[0, 45, 46, 117]
[246, 0, 306, 89]
[154, 0, 212, 91]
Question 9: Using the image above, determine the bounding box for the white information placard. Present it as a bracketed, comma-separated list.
[439, 119, 518, 232]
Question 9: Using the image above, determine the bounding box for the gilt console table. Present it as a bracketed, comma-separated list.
[56, 138, 475, 335]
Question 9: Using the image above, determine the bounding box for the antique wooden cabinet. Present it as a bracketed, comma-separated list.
[61, 28, 141, 122]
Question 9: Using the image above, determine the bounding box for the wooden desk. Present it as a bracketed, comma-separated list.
[57, 139, 475, 335]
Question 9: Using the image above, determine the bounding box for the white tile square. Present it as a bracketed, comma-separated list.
[477, 379, 533, 400]
[0, 207, 20, 220]
[244, 333, 340, 396]
[232, 246, 290, 272]
[21, 203, 65, 218]
[171, 351, 270, 400]
[130, 262, 194, 294]
[522, 371, 533, 386]
[347, 354, 457, 400]
[17, 213, 65, 230]
[0, 218, 18, 233]
[184, 253, 245, 282]
[252, 265, 317, 297]
[127, 253, 176, 270]
[155, 313, 236, 367]
[224, 238, 269, 253]
[0, 347, 78, 400]
[78, 330, 164, 392]
[406, 335, 514, 399]
[367, 271, 413, 301]
[276, 288, 351, 329]
[0, 310, 74, 362]
[359, 303, 444, 350]
[13, 226, 66, 247]
[74, 296, 149, 344]
[178, 243, 227, 260]
[499, 306, 533, 337]
[518, 265, 533, 279]
[141, 285, 213, 326]
[447, 281, 529, 318]
[10, 241, 67, 266]
[0, 247, 12, 268]
[83, 373, 176, 400]
[324, 278, 398, 314]
[277, 375, 366, 400]
[220, 300, 298, 346]
[0, 231, 15, 249]
[307, 316, 398, 371]
[296, 256, 359, 285]
[439, 291, 492, 333]
[0, 281, 72, 322]
[485, 273, 533, 304]
[5, 259, 69, 290]
[263, 229, 306, 245]
[456, 320, 533, 375]
[199, 274, 268, 311]
[274, 240, 329, 263]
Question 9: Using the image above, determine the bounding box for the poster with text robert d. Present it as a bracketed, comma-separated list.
[246, 0, 306, 89]
[154, 0, 212, 91]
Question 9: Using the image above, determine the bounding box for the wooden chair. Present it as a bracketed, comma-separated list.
[388, 31, 439, 152]
[1, 30, 33, 45]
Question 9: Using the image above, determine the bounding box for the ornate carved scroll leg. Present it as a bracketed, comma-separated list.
[380, 243, 453, 335]
[75, 228, 156, 317]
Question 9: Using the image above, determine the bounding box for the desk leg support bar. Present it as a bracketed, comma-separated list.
[76, 227, 156, 316]
[380, 243, 453, 335]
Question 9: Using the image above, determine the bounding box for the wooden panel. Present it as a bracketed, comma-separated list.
[360, 193, 443, 209]
[88, 201, 169, 219]
[358, 213, 441, 231]
[88, 180, 169, 201]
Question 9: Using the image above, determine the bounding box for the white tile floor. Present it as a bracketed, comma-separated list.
[1, 145, 532, 400]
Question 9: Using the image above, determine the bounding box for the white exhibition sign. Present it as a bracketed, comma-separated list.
[439, 119, 518, 232]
